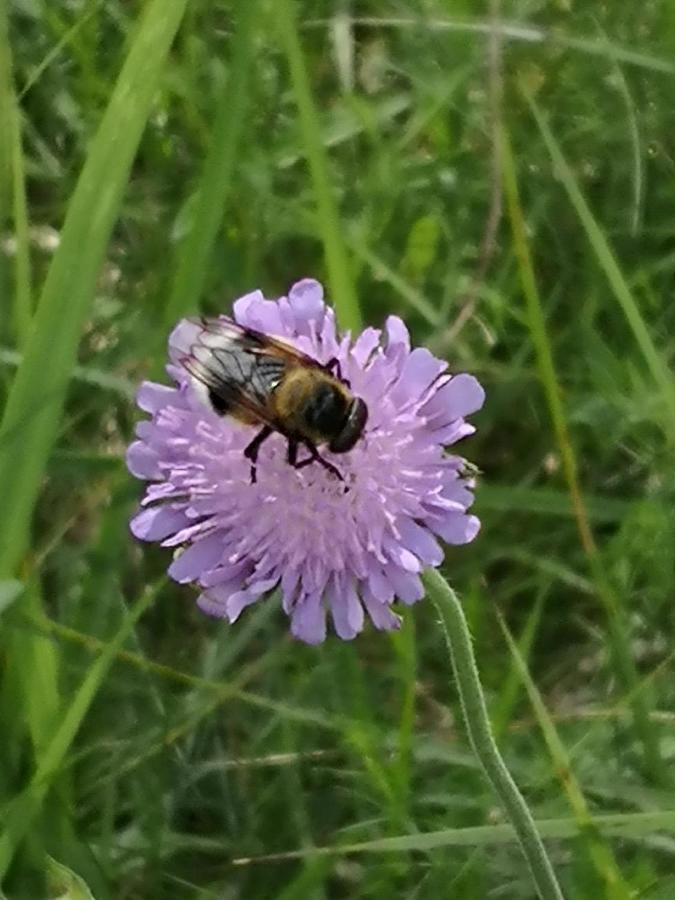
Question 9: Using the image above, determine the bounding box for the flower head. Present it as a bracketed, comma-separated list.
[127, 279, 484, 643]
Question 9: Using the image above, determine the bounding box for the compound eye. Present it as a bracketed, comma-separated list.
[329, 398, 368, 453]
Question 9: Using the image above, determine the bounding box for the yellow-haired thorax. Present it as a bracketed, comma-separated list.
[272, 368, 351, 445]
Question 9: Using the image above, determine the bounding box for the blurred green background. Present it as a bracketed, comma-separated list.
[2, 1, 675, 897]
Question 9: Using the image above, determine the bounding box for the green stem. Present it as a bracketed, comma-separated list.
[424, 569, 565, 900]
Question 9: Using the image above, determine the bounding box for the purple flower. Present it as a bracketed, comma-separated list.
[127, 279, 484, 644]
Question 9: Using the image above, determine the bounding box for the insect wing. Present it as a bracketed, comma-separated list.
[196, 317, 322, 369]
[181, 318, 288, 424]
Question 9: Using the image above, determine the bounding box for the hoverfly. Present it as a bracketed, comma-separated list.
[180, 318, 369, 484]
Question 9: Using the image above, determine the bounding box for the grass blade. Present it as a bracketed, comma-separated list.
[496, 607, 633, 899]
[163, 0, 260, 326]
[276, 0, 361, 332]
[231, 809, 675, 863]
[501, 120, 665, 785]
[525, 89, 675, 443]
[0, 0, 189, 577]
[0, 6, 31, 345]
[0, 586, 155, 878]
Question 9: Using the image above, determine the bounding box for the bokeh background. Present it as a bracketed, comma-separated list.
[2, 1, 675, 898]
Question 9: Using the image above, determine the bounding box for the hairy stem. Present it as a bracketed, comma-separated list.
[424, 569, 565, 900]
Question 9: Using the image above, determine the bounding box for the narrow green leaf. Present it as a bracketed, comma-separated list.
[478, 484, 635, 523]
[163, 0, 259, 326]
[501, 119, 665, 785]
[0, 0, 189, 576]
[496, 609, 633, 900]
[276, 0, 361, 332]
[0, 347, 135, 399]
[231, 809, 675, 862]
[0, 587, 155, 877]
[0, 6, 32, 345]
[346, 236, 441, 326]
[525, 89, 675, 443]
[321, 17, 675, 76]
[0, 579, 22, 615]
[47, 856, 97, 900]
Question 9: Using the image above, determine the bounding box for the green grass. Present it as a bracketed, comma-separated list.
[2, 0, 675, 897]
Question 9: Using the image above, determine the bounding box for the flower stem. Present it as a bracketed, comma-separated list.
[424, 569, 565, 900]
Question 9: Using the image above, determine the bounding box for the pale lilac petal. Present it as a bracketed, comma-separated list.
[126, 441, 161, 479]
[130, 505, 188, 541]
[431, 513, 481, 545]
[383, 537, 421, 573]
[200, 558, 250, 588]
[196, 589, 230, 618]
[351, 327, 381, 366]
[137, 382, 177, 414]
[287, 279, 325, 331]
[397, 518, 444, 566]
[318, 309, 340, 358]
[362, 586, 401, 632]
[385, 315, 410, 353]
[168, 318, 204, 364]
[366, 566, 394, 604]
[168, 533, 225, 583]
[235, 292, 285, 334]
[278, 568, 300, 613]
[291, 592, 326, 644]
[391, 348, 446, 405]
[387, 567, 424, 605]
[422, 374, 486, 423]
[328, 575, 364, 640]
[227, 578, 277, 622]
[428, 421, 476, 445]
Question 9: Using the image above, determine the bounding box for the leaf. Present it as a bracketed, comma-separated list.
[0, 580, 22, 616]
[0, 0, 189, 577]
[46, 857, 96, 900]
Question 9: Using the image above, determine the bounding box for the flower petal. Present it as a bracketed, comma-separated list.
[168, 533, 225, 583]
[328, 574, 364, 640]
[196, 589, 230, 618]
[226, 577, 277, 622]
[351, 327, 381, 366]
[137, 381, 177, 414]
[168, 318, 204, 364]
[126, 441, 161, 479]
[397, 517, 444, 565]
[387, 566, 424, 605]
[366, 566, 394, 603]
[361, 585, 401, 632]
[291, 591, 326, 644]
[235, 292, 286, 335]
[385, 315, 410, 354]
[422, 374, 486, 424]
[287, 279, 325, 331]
[431, 512, 481, 545]
[391, 348, 446, 406]
[130, 505, 188, 541]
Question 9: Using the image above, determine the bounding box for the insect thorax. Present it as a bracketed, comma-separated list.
[273, 369, 349, 442]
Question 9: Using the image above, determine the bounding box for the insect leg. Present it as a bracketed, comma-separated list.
[243, 425, 273, 484]
[290, 441, 344, 482]
[325, 357, 350, 388]
[287, 438, 299, 467]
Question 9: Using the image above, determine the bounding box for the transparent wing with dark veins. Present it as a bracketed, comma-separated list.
[180, 318, 290, 424]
